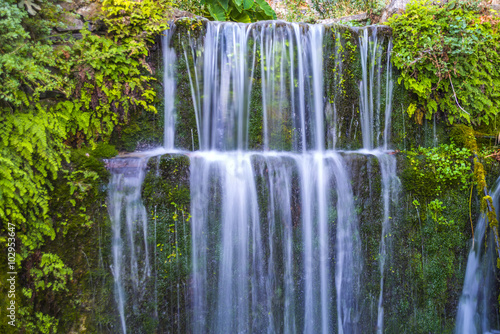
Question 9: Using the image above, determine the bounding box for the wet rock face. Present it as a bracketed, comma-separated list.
[55, 0, 102, 32]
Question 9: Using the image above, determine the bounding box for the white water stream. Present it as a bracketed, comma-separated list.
[455, 178, 500, 334]
[108, 21, 404, 333]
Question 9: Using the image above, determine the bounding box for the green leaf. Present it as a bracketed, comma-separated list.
[407, 103, 417, 117]
[208, 2, 227, 20]
[218, 0, 229, 11]
[230, 10, 251, 23]
[243, 0, 254, 10]
[428, 99, 437, 113]
[234, 0, 243, 9]
[254, 0, 276, 19]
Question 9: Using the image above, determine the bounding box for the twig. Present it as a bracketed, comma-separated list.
[449, 74, 470, 115]
[485, 152, 499, 158]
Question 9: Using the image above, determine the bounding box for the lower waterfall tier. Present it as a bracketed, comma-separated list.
[105, 151, 499, 333]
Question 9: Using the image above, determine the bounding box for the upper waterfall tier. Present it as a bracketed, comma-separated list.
[162, 20, 394, 152]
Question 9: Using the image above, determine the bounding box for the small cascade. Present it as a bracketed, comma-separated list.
[190, 152, 362, 333]
[372, 151, 399, 334]
[327, 152, 362, 334]
[358, 27, 392, 150]
[190, 153, 264, 333]
[182, 22, 254, 151]
[182, 21, 395, 333]
[258, 23, 325, 151]
[163, 24, 177, 150]
[357, 31, 398, 330]
[383, 40, 394, 150]
[108, 157, 152, 334]
[455, 178, 500, 334]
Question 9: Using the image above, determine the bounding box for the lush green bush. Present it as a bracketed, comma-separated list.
[0, 0, 171, 331]
[174, 0, 276, 22]
[388, 0, 500, 126]
[402, 144, 473, 202]
[202, 0, 276, 22]
[311, 0, 378, 20]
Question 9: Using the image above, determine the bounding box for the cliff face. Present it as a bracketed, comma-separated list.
[100, 19, 499, 333]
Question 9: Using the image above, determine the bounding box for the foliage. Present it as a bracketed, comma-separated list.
[0, 0, 171, 332]
[56, 0, 172, 145]
[273, 0, 316, 23]
[173, 0, 276, 22]
[401, 145, 473, 331]
[102, 0, 171, 44]
[201, 0, 276, 22]
[172, 0, 204, 16]
[422, 199, 463, 306]
[403, 144, 473, 198]
[0, 0, 68, 108]
[388, 0, 500, 126]
[311, 0, 381, 20]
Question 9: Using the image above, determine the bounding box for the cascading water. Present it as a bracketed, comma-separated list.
[372, 151, 399, 334]
[107, 20, 400, 333]
[357, 26, 397, 334]
[182, 21, 395, 333]
[163, 24, 177, 150]
[455, 178, 500, 334]
[358, 27, 393, 150]
[190, 151, 364, 333]
[108, 157, 151, 334]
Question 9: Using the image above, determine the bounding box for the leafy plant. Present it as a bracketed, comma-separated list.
[18, 0, 40, 16]
[0, 0, 172, 331]
[405, 143, 473, 195]
[201, 0, 276, 22]
[311, 0, 379, 20]
[388, 0, 500, 125]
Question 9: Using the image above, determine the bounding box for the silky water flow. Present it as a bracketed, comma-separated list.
[105, 21, 500, 334]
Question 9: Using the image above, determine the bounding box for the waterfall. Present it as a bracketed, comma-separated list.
[163, 24, 177, 150]
[182, 21, 394, 334]
[182, 22, 254, 151]
[108, 157, 151, 334]
[107, 20, 398, 333]
[106, 21, 179, 332]
[358, 27, 392, 150]
[372, 151, 399, 334]
[455, 178, 500, 334]
[189, 151, 364, 333]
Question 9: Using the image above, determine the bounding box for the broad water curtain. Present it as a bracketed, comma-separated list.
[106, 20, 498, 334]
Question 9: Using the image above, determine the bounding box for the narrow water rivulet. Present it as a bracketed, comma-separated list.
[108, 157, 151, 334]
[455, 177, 500, 334]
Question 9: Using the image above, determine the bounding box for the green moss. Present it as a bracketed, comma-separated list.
[170, 22, 204, 150]
[386, 184, 473, 333]
[450, 124, 478, 152]
[70, 143, 118, 180]
[249, 78, 264, 149]
[144, 154, 190, 207]
[324, 26, 363, 149]
[141, 154, 191, 332]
